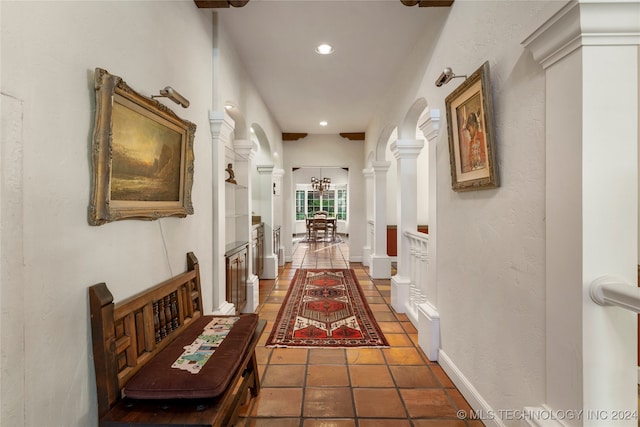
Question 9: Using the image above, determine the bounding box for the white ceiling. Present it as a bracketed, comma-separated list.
[215, 0, 449, 135]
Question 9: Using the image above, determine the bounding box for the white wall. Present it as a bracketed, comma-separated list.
[283, 134, 365, 262]
[365, 1, 566, 425]
[0, 2, 277, 426]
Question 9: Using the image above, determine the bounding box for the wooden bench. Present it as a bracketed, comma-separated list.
[89, 252, 265, 427]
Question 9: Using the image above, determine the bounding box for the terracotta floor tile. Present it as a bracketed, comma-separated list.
[303, 387, 355, 417]
[270, 348, 309, 364]
[447, 389, 473, 412]
[430, 364, 456, 388]
[353, 388, 407, 418]
[383, 333, 414, 347]
[400, 322, 417, 334]
[243, 418, 301, 427]
[250, 388, 303, 417]
[383, 347, 425, 365]
[399, 389, 458, 418]
[307, 364, 350, 386]
[303, 419, 356, 427]
[254, 241, 477, 426]
[346, 348, 385, 365]
[365, 296, 386, 304]
[358, 421, 412, 427]
[389, 365, 439, 388]
[368, 303, 391, 312]
[262, 365, 306, 387]
[412, 421, 467, 427]
[256, 346, 272, 364]
[349, 365, 394, 387]
[372, 312, 398, 322]
[377, 322, 405, 334]
[308, 348, 346, 365]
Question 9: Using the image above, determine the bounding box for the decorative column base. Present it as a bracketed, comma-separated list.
[417, 302, 440, 361]
[369, 254, 391, 279]
[213, 301, 236, 315]
[362, 245, 371, 267]
[242, 274, 260, 313]
[391, 275, 411, 313]
[262, 255, 278, 279]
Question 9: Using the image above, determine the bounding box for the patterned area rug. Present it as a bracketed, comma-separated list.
[266, 269, 389, 348]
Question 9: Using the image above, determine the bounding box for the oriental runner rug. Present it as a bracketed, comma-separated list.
[266, 269, 389, 348]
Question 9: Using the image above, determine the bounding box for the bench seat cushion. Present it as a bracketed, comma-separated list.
[123, 314, 259, 400]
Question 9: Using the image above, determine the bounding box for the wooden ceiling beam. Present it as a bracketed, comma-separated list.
[194, 0, 249, 8]
[401, 0, 454, 6]
[340, 132, 365, 141]
[282, 133, 308, 141]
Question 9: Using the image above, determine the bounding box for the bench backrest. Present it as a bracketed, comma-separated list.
[89, 252, 203, 417]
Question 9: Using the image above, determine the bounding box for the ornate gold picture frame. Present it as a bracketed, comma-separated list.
[89, 68, 196, 225]
[445, 61, 499, 192]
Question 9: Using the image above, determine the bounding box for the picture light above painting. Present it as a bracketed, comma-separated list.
[88, 68, 196, 225]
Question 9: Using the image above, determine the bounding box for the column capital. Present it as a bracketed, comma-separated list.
[391, 139, 425, 160]
[419, 109, 440, 143]
[257, 165, 275, 175]
[208, 110, 234, 144]
[233, 139, 257, 160]
[362, 168, 374, 178]
[523, 1, 640, 69]
[372, 161, 391, 173]
[272, 168, 285, 178]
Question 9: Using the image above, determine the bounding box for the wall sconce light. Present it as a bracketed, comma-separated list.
[152, 86, 190, 108]
[435, 67, 467, 87]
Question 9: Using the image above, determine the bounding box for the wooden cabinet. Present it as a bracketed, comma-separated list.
[226, 242, 248, 313]
[252, 223, 264, 278]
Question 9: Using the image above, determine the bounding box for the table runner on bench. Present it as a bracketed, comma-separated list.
[172, 317, 240, 374]
[123, 314, 259, 400]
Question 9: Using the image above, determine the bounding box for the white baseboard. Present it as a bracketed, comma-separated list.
[438, 350, 505, 427]
[439, 351, 570, 427]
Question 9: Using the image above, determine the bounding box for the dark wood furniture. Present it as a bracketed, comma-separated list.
[89, 252, 265, 427]
[306, 216, 337, 241]
[252, 223, 264, 278]
[226, 242, 249, 313]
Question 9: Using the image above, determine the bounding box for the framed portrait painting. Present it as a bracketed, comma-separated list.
[445, 61, 499, 192]
[89, 68, 196, 225]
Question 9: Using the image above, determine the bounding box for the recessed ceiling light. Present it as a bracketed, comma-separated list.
[315, 44, 334, 55]
[319, 121, 328, 126]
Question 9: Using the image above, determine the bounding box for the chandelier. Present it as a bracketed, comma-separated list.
[311, 176, 331, 193]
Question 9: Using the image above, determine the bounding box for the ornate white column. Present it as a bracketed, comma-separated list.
[523, 2, 639, 424]
[209, 111, 235, 315]
[233, 139, 259, 313]
[362, 167, 373, 267]
[257, 165, 277, 279]
[370, 161, 391, 278]
[390, 139, 424, 313]
[417, 109, 441, 361]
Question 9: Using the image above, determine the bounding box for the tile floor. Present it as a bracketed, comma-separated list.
[238, 237, 485, 427]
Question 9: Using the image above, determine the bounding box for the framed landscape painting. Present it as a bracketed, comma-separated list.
[89, 68, 196, 225]
[445, 61, 499, 192]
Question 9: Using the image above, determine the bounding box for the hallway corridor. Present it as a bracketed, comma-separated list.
[239, 238, 484, 427]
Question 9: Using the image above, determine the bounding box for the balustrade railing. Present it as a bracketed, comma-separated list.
[404, 229, 429, 324]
